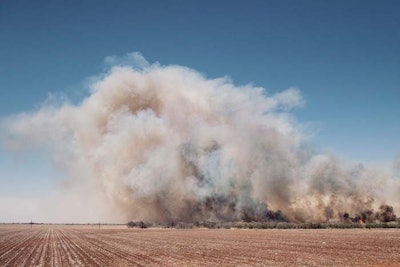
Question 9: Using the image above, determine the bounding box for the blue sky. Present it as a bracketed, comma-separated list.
[1, 1, 399, 203]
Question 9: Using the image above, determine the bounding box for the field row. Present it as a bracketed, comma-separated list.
[0, 225, 399, 266]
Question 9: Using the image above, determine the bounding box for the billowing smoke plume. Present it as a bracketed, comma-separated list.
[2, 54, 399, 223]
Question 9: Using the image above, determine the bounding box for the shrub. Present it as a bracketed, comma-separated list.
[127, 221, 137, 228]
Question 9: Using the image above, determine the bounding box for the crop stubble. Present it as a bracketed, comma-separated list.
[0, 225, 399, 266]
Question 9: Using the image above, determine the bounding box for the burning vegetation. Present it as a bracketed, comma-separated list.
[340, 204, 397, 224]
[127, 203, 398, 229]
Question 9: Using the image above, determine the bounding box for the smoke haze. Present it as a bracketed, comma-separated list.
[2, 53, 399, 223]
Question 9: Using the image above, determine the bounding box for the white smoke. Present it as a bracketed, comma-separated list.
[2, 53, 399, 223]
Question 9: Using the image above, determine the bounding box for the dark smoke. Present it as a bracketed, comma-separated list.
[340, 204, 397, 223]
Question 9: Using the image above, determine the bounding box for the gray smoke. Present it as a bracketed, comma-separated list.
[2, 54, 399, 223]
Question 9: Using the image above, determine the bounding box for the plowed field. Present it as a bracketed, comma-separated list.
[0, 225, 399, 266]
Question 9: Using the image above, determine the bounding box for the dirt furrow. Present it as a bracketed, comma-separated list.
[83, 230, 183, 265]
[0, 229, 44, 266]
[0, 228, 35, 259]
[17, 229, 48, 266]
[53, 228, 83, 266]
[48, 228, 63, 266]
[30, 228, 51, 267]
[0, 225, 399, 266]
[72, 230, 152, 266]
[57, 229, 103, 266]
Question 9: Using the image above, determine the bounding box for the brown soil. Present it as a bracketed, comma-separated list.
[0, 225, 399, 266]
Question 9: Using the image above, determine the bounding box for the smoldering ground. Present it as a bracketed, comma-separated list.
[2, 53, 399, 223]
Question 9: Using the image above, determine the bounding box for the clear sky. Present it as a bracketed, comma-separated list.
[0, 1, 399, 218]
